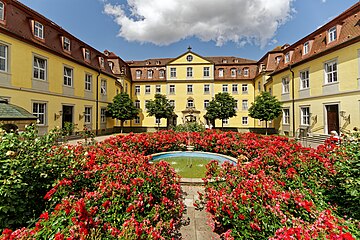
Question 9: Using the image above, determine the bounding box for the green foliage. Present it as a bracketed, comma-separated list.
[205, 92, 237, 128]
[145, 94, 174, 128]
[0, 125, 72, 230]
[327, 130, 360, 220]
[172, 122, 205, 132]
[248, 91, 282, 122]
[107, 93, 139, 132]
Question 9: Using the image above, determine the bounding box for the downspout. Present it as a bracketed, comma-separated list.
[96, 69, 101, 136]
[289, 65, 295, 137]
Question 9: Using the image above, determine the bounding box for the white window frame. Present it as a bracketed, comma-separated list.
[242, 84, 248, 94]
[135, 85, 140, 95]
[100, 79, 107, 95]
[134, 116, 140, 124]
[33, 56, 47, 81]
[155, 118, 161, 124]
[231, 68, 236, 77]
[169, 85, 175, 94]
[159, 70, 165, 78]
[234, 100, 238, 110]
[222, 119, 229, 125]
[100, 108, 106, 123]
[324, 60, 338, 84]
[242, 100, 248, 110]
[84, 49, 91, 61]
[328, 26, 337, 43]
[303, 42, 309, 55]
[135, 100, 140, 109]
[232, 84, 238, 93]
[219, 69, 224, 77]
[243, 68, 249, 76]
[300, 106, 310, 126]
[84, 107, 92, 124]
[145, 85, 151, 94]
[285, 53, 290, 63]
[169, 100, 175, 107]
[63, 37, 71, 51]
[147, 70, 153, 79]
[155, 85, 161, 93]
[242, 116, 248, 125]
[145, 100, 149, 110]
[203, 67, 210, 77]
[204, 84, 210, 94]
[187, 67, 193, 77]
[99, 57, 105, 68]
[187, 99, 194, 108]
[85, 73, 92, 91]
[170, 68, 176, 78]
[136, 70, 141, 79]
[0, 2, 4, 21]
[63, 66, 73, 86]
[204, 100, 209, 109]
[187, 84, 193, 94]
[222, 84, 228, 93]
[0, 44, 8, 72]
[34, 21, 44, 39]
[300, 70, 309, 89]
[282, 77, 290, 94]
[32, 102, 46, 125]
[282, 108, 290, 125]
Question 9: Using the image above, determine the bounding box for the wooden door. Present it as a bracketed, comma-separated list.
[326, 105, 339, 134]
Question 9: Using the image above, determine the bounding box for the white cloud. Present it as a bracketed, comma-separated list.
[103, 0, 294, 48]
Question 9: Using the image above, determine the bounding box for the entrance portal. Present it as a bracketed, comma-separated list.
[62, 105, 74, 134]
[326, 104, 339, 134]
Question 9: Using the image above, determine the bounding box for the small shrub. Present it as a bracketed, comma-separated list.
[172, 122, 205, 132]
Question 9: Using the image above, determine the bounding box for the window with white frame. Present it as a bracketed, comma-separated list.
[232, 84, 238, 93]
[242, 84, 248, 94]
[237, 69, 242, 75]
[282, 108, 290, 124]
[222, 84, 228, 92]
[100, 79, 107, 95]
[242, 100, 248, 110]
[300, 107, 310, 125]
[275, 56, 281, 64]
[34, 21, 44, 39]
[169, 85, 175, 94]
[156, 85, 161, 93]
[63, 37, 71, 51]
[84, 49, 91, 61]
[187, 99, 194, 108]
[136, 70, 141, 79]
[0, 44, 8, 72]
[99, 57, 105, 68]
[285, 52, 290, 63]
[243, 68, 249, 76]
[328, 26, 337, 43]
[170, 68, 176, 78]
[145, 100, 149, 110]
[63, 67, 73, 86]
[219, 68, 224, 77]
[187, 67, 193, 77]
[204, 100, 209, 109]
[187, 84, 193, 94]
[282, 77, 290, 93]
[222, 119, 228, 125]
[134, 116, 140, 124]
[108, 62, 114, 70]
[135, 85, 140, 95]
[100, 108, 106, 123]
[147, 70, 153, 79]
[159, 70, 165, 78]
[135, 100, 140, 108]
[85, 73, 92, 91]
[204, 84, 210, 94]
[32, 102, 46, 125]
[231, 68, 236, 77]
[84, 107, 91, 124]
[145, 85, 151, 94]
[234, 100, 238, 110]
[300, 70, 309, 89]
[33, 56, 47, 80]
[303, 42, 309, 55]
[155, 118, 161, 124]
[203, 67, 210, 77]
[325, 60, 337, 83]
[242, 116, 248, 125]
[169, 100, 175, 107]
[0, 2, 4, 21]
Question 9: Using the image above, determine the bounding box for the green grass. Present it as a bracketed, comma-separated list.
[160, 157, 213, 178]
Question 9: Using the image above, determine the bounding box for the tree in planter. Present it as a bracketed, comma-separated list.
[205, 92, 237, 130]
[107, 92, 139, 133]
[248, 91, 282, 135]
[145, 94, 175, 130]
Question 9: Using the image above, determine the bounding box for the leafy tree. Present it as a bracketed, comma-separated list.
[107, 92, 139, 133]
[248, 91, 282, 135]
[145, 94, 175, 130]
[205, 92, 237, 129]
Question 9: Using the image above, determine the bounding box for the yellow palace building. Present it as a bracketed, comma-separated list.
[1, 0, 360, 137]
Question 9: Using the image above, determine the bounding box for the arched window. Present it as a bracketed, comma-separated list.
[0, 2, 4, 21]
[135, 70, 142, 79]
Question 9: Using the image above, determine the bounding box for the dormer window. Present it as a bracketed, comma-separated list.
[147, 70, 153, 79]
[0, 2, 4, 21]
[63, 37, 71, 52]
[99, 57, 105, 68]
[285, 52, 290, 63]
[231, 68, 236, 77]
[156, 60, 160, 65]
[219, 68, 224, 77]
[159, 69, 165, 78]
[243, 68, 249, 76]
[275, 56, 281, 64]
[222, 59, 227, 63]
[108, 61, 114, 70]
[303, 41, 309, 55]
[84, 49, 91, 61]
[34, 21, 44, 39]
[136, 70, 141, 79]
[234, 59, 239, 63]
[328, 26, 337, 43]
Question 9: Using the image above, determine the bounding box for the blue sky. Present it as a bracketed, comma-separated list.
[20, 0, 358, 61]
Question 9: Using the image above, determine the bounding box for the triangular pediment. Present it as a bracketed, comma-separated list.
[168, 50, 213, 65]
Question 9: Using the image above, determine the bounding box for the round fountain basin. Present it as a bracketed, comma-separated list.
[151, 151, 237, 184]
